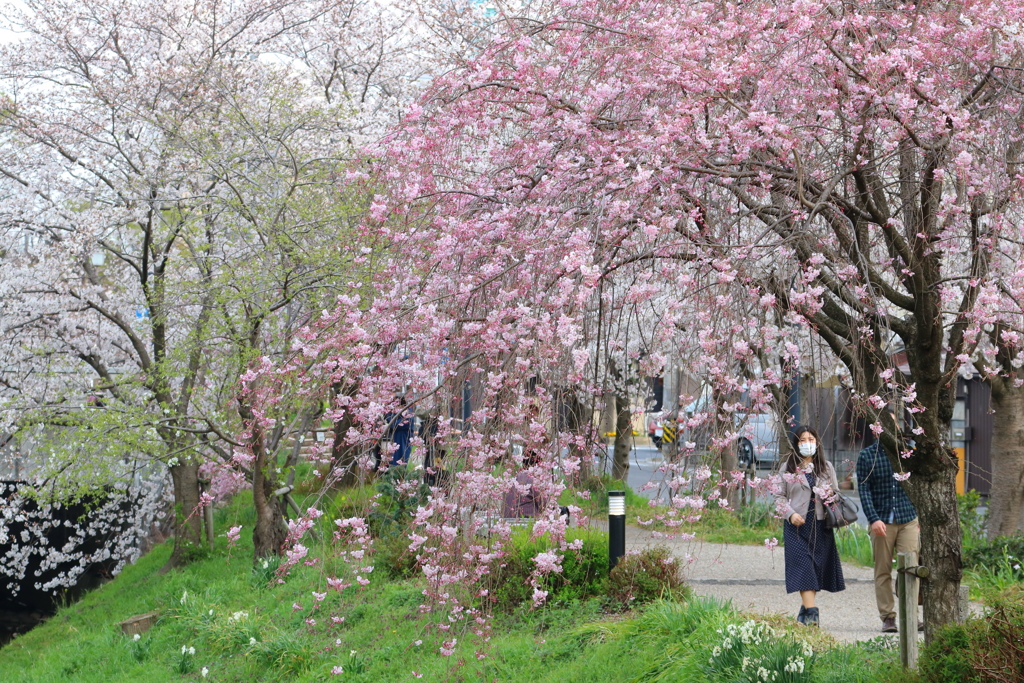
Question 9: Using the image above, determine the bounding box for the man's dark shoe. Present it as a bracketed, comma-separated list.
[804, 607, 819, 627]
[881, 617, 898, 633]
[918, 621, 925, 632]
[796, 605, 807, 625]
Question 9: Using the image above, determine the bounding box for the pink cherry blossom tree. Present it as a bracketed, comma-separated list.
[334, 0, 1024, 635]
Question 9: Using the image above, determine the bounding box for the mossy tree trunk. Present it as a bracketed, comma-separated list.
[165, 459, 204, 568]
[987, 372, 1024, 538]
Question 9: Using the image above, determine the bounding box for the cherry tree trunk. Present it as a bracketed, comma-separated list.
[165, 461, 204, 569]
[331, 381, 361, 488]
[903, 457, 963, 637]
[238, 398, 288, 560]
[329, 412, 360, 489]
[987, 381, 1024, 538]
[331, 417, 359, 489]
[252, 449, 289, 559]
[556, 388, 594, 483]
[720, 442, 739, 509]
[612, 392, 631, 482]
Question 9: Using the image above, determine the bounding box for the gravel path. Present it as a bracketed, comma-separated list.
[609, 524, 932, 643]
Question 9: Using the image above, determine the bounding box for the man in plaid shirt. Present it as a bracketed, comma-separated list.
[856, 440, 920, 633]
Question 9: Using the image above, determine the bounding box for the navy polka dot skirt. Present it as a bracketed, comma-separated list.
[784, 472, 846, 594]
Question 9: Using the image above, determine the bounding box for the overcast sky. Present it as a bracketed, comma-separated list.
[0, 1, 28, 45]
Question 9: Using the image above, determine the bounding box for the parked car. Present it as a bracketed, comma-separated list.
[659, 382, 782, 466]
[647, 416, 664, 449]
[735, 412, 780, 467]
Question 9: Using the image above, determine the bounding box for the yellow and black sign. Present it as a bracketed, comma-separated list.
[662, 420, 676, 445]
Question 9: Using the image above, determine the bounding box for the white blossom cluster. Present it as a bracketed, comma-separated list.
[0, 471, 170, 599]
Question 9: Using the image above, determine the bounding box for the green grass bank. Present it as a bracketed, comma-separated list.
[0, 491, 906, 683]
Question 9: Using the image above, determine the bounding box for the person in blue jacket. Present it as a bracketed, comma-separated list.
[386, 397, 415, 467]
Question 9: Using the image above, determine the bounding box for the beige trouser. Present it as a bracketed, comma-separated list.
[870, 518, 921, 620]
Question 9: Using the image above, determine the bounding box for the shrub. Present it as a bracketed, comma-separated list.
[962, 600, 1024, 683]
[377, 530, 420, 579]
[362, 467, 432, 579]
[367, 465, 431, 537]
[605, 546, 687, 610]
[488, 528, 609, 612]
[918, 599, 1024, 683]
[918, 622, 982, 683]
[970, 556, 1024, 598]
[562, 476, 647, 515]
[959, 490, 988, 551]
[964, 534, 1024, 571]
[963, 534, 1024, 599]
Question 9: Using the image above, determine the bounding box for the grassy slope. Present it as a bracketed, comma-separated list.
[0, 492, 898, 683]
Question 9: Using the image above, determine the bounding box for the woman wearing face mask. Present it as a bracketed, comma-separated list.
[773, 425, 846, 626]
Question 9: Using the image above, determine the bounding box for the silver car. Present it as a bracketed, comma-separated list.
[736, 412, 780, 467]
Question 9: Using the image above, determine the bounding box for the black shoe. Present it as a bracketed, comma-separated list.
[804, 607, 819, 627]
[796, 605, 807, 625]
[881, 617, 897, 633]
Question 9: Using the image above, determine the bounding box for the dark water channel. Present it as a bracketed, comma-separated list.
[0, 570, 109, 646]
[1, 607, 54, 646]
[1, 480, 139, 648]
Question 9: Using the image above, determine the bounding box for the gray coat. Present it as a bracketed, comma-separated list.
[774, 459, 840, 522]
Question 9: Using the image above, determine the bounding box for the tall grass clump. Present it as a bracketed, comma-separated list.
[738, 499, 776, 529]
[834, 524, 874, 567]
[963, 533, 1024, 600]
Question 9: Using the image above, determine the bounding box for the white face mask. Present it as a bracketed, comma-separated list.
[798, 442, 816, 457]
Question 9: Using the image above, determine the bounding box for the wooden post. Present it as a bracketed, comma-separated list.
[959, 584, 971, 623]
[199, 477, 215, 548]
[897, 551, 920, 669]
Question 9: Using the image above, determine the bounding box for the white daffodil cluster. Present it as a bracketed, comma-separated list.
[709, 621, 776, 667]
[708, 620, 814, 683]
[783, 656, 806, 674]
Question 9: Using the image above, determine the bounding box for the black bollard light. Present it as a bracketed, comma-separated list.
[608, 490, 626, 572]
